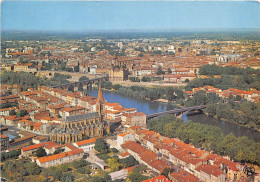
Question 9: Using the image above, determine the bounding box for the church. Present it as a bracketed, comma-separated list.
[109, 56, 129, 81]
[50, 84, 110, 143]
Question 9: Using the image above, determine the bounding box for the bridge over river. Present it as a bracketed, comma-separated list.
[51, 75, 108, 92]
[146, 105, 206, 120]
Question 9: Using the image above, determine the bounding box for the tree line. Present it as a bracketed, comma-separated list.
[185, 90, 260, 130]
[1, 71, 70, 90]
[199, 64, 259, 76]
[186, 74, 260, 91]
[129, 76, 163, 82]
[147, 114, 260, 165]
[186, 64, 260, 90]
[101, 81, 184, 101]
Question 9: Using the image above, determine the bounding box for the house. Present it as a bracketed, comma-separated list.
[122, 112, 146, 128]
[117, 133, 134, 150]
[143, 134, 160, 151]
[32, 135, 48, 144]
[109, 169, 128, 181]
[21, 142, 47, 157]
[73, 138, 97, 152]
[21, 141, 58, 157]
[0, 107, 16, 116]
[169, 170, 199, 182]
[95, 160, 108, 170]
[36, 148, 84, 168]
[121, 141, 147, 160]
[141, 175, 171, 182]
[9, 134, 36, 149]
[195, 164, 225, 182]
[1, 134, 9, 151]
[214, 157, 246, 181]
[119, 152, 130, 159]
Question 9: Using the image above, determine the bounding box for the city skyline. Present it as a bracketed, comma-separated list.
[1, 1, 260, 31]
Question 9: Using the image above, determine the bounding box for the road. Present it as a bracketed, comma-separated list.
[1, 124, 49, 137]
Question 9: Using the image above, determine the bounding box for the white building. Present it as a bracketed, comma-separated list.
[90, 65, 97, 74]
[117, 42, 123, 49]
[36, 149, 84, 168]
[109, 169, 128, 181]
[168, 45, 175, 53]
[91, 47, 96, 52]
[73, 138, 97, 152]
[117, 133, 134, 150]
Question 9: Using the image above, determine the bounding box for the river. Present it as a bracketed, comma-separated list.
[87, 89, 260, 142]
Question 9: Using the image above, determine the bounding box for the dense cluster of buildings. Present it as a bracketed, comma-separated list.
[186, 85, 260, 102]
[117, 126, 246, 181]
[0, 82, 146, 149]
[1, 39, 259, 84]
[1, 38, 259, 181]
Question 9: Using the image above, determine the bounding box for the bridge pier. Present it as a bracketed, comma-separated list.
[83, 84, 88, 95]
[74, 84, 79, 92]
[87, 83, 92, 89]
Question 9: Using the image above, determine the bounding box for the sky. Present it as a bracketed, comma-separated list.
[1, 1, 260, 31]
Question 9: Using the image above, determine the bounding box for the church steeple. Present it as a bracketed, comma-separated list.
[96, 82, 105, 119]
[97, 82, 104, 103]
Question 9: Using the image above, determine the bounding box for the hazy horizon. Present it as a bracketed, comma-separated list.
[2, 1, 260, 32]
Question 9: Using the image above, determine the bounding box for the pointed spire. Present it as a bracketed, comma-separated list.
[97, 82, 104, 103]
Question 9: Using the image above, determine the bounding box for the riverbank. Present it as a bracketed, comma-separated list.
[203, 113, 260, 132]
[87, 89, 260, 142]
[95, 81, 260, 132]
[111, 80, 187, 88]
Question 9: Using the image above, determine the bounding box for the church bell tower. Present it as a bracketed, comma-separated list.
[96, 82, 105, 120]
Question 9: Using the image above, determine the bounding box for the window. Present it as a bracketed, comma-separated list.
[234, 174, 237, 180]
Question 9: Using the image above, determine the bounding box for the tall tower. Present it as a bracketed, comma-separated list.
[96, 82, 105, 120]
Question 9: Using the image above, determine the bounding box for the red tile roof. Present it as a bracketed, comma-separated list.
[118, 133, 130, 137]
[75, 138, 97, 146]
[119, 152, 130, 157]
[195, 164, 224, 177]
[37, 149, 83, 163]
[1, 134, 9, 139]
[139, 150, 157, 164]
[141, 175, 171, 182]
[22, 142, 48, 152]
[121, 141, 147, 155]
[170, 170, 200, 182]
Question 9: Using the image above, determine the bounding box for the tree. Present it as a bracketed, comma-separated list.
[112, 84, 121, 90]
[16, 109, 28, 117]
[206, 103, 217, 117]
[156, 66, 165, 75]
[74, 65, 79, 72]
[60, 164, 71, 172]
[35, 147, 47, 157]
[9, 110, 16, 116]
[141, 76, 151, 82]
[120, 155, 139, 168]
[79, 76, 89, 81]
[127, 166, 149, 181]
[94, 138, 110, 154]
[161, 167, 173, 178]
[24, 162, 41, 175]
[60, 173, 75, 182]
[71, 159, 90, 168]
[111, 148, 118, 153]
[77, 167, 91, 174]
[107, 157, 121, 172]
[168, 68, 172, 74]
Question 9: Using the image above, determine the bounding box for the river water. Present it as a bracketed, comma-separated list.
[87, 89, 260, 142]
